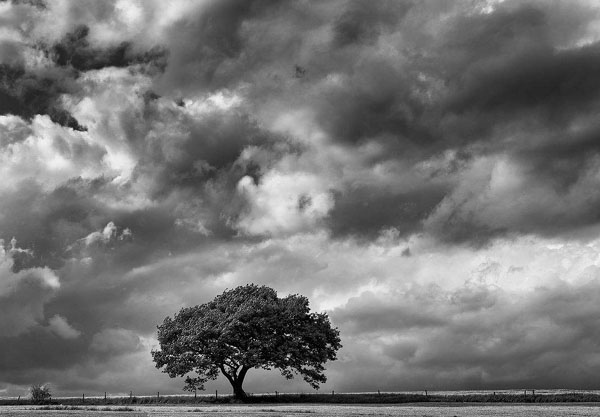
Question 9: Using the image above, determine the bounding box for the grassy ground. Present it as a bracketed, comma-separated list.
[3, 392, 600, 406]
[4, 404, 600, 417]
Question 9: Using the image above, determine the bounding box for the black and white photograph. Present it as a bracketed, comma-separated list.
[2, 0, 600, 416]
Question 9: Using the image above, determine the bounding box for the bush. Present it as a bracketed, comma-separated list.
[30, 384, 51, 403]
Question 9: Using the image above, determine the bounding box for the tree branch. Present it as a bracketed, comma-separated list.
[219, 364, 235, 386]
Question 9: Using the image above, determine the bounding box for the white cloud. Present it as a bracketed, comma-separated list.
[0, 115, 108, 192]
[47, 315, 81, 339]
[236, 171, 334, 236]
[70, 221, 133, 250]
[67, 68, 150, 183]
[83, 222, 117, 246]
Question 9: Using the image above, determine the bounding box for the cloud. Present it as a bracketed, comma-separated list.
[47, 314, 81, 339]
[0, 6, 167, 131]
[0, 239, 60, 337]
[90, 328, 141, 355]
[50, 24, 167, 72]
[154, 0, 279, 94]
[0, 115, 108, 192]
[79, 221, 131, 247]
[0, 63, 85, 130]
[331, 278, 600, 390]
[236, 171, 334, 236]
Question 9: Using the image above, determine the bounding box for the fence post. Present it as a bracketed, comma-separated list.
[157, 392, 160, 402]
[332, 390, 334, 397]
[215, 390, 218, 400]
[130, 391, 133, 402]
[82, 393, 85, 402]
[378, 390, 380, 396]
[425, 390, 428, 397]
[104, 392, 107, 403]
[194, 388, 197, 399]
[275, 390, 278, 399]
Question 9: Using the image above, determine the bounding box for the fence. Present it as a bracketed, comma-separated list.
[3, 389, 600, 406]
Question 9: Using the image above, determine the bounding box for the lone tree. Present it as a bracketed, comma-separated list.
[152, 284, 341, 400]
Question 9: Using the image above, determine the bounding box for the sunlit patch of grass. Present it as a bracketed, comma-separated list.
[186, 408, 314, 414]
[37, 405, 135, 411]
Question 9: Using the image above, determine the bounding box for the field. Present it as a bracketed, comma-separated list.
[4, 391, 600, 406]
[3, 404, 600, 417]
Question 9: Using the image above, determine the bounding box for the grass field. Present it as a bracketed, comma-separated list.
[3, 404, 600, 417]
[4, 391, 600, 406]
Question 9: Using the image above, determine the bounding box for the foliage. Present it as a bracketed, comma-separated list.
[152, 284, 342, 399]
[30, 383, 51, 403]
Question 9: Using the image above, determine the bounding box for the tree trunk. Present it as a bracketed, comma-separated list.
[220, 364, 250, 401]
[232, 380, 246, 400]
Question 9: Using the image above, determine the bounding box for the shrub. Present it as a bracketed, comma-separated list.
[30, 384, 51, 403]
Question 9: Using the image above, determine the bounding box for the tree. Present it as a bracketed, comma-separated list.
[30, 384, 51, 403]
[152, 284, 342, 400]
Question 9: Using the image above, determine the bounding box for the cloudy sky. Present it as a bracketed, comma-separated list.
[3, 0, 600, 397]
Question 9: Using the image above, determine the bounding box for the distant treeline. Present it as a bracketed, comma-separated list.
[3, 392, 600, 405]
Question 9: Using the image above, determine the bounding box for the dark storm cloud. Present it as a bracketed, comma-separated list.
[443, 34, 600, 141]
[108, 86, 303, 238]
[315, 1, 600, 242]
[517, 122, 600, 191]
[332, 0, 412, 47]
[0, 25, 164, 131]
[0, 176, 212, 274]
[312, 61, 432, 147]
[0, 328, 86, 372]
[0, 180, 104, 270]
[0, 64, 85, 130]
[6, 0, 46, 7]
[327, 185, 447, 239]
[50, 25, 167, 73]
[423, 4, 600, 243]
[277, 1, 600, 242]
[150, 0, 447, 238]
[133, 103, 277, 196]
[157, 0, 283, 93]
[0, 264, 59, 337]
[332, 278, 600, 390]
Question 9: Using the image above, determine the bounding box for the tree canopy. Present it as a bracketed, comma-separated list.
[151, 284, 342, 399]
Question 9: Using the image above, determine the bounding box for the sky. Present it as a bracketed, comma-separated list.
[3, 0, 600, 397]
